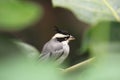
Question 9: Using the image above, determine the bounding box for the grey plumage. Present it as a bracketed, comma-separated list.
[39, 38, 69, 64]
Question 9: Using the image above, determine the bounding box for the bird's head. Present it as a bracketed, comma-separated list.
[52, 26, 75, 43]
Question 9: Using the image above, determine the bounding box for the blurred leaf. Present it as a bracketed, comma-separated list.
[0, 56, 63, 80]
[0, 0, 43, 31]
[0, 36, 64, 80]
[81, 21, 111, 53]
[80, 28, 91, 53]
[78, 21, 120, 80]
[0, 35, 40, 61]
[52, 0, 120, 24]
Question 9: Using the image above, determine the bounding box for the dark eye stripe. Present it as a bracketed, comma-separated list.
[65, 36, 70, 39]
[56, 38, 65, 42]
[56, 36, 69, 42]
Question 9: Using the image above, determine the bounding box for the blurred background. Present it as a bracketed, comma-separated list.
[0, 0, 90, 67]
[1, 0, 120, 80]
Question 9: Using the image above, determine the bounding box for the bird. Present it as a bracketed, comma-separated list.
[39, 26, 75, 64]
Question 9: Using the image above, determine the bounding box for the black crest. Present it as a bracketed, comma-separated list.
[54, 26, 70, 35]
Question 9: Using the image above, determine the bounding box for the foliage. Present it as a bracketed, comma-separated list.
[52, 0, 120, 80]
[0, 0, 120, 80]
[52, 0, 120, 24]
[0, 0, 42, 31]
[79, 22, 120, 80]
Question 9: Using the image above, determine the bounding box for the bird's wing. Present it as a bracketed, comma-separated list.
[39, 52, 50, 61]
[51, 48, 64, 60]
[39, 40, 64, 61]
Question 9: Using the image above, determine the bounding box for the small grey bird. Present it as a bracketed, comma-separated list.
[39, 27, 75, 64]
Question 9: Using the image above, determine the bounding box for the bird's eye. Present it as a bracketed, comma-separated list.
[65, 38, 67, 40]
[64, 36, 69, 40]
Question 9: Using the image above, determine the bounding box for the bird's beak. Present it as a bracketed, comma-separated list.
[69, 35, 75, 40]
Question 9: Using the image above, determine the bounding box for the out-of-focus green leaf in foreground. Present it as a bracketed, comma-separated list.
[0, 62, 63, 80]
[0, 0, 42, 31]
[52, 0, 120, 24]
[0, 36, 63, 80]
[0, 35, 40, 61]
[78, 21, 120, 80]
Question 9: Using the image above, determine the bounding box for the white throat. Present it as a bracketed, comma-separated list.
[62, 40, 69, 45]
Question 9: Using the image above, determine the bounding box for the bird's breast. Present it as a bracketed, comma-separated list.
[62, 42, 70, 54]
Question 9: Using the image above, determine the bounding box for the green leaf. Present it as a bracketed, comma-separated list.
[81, 21, 116, 53]
[0, 54, 63, 80]
[0, 58, 63, 80]
[0, 36, 64, 80]
[52, 0, 120, 24]
[79, 21, 120, 80]
[80, 28, 92, 53]
[0, 0, 43, 31]
[0, 35, 40, 61]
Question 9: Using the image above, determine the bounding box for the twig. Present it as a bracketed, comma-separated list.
[63, 57, 95, 73]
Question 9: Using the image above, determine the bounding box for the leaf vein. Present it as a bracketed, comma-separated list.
[103, 0, 120, 21]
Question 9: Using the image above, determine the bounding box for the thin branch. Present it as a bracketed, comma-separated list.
[63, 57, 95, 73]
